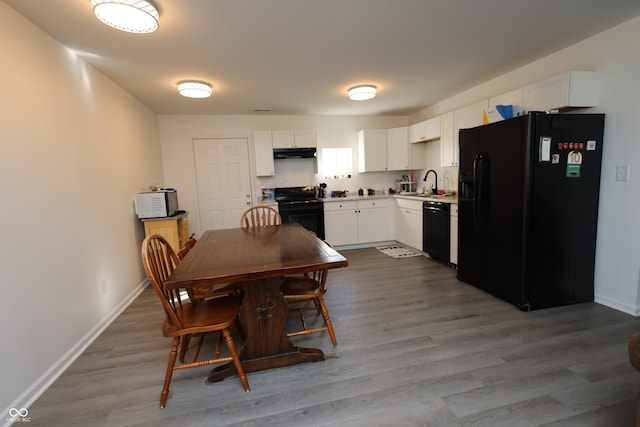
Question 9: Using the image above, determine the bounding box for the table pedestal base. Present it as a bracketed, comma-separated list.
[207, 346, 324, 383]
[207, 276, 325, 383]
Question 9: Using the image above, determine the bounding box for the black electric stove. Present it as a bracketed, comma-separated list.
[275, 186, 325, 239]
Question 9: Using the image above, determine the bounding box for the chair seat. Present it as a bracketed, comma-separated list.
[281, 276, 322, 297]
[162, 296, 241, 337]
[192, 283, 237, 301]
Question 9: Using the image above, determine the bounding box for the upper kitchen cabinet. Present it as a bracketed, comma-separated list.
[524, 71, 598, 112]
[455, 99, 489, 131]
[387, 127, 408, 171]
[358, 129, 388, 172]
[443, 100, 488, 168]
[486, 88, 524, 123]
[440, 111, 456, 167]
[388, 126, 427, 171]
[272, 130, 317, 148]
[254, 130, 275, 176]
[408, 117, 440, 143]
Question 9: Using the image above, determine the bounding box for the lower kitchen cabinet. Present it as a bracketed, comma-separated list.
[141, 212, 190, 253]
[394, 198, 423, 250]
[450, 203, 458, 264]
[324, 199, 391, 246]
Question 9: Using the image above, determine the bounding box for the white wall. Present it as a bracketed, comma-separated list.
[0, 2, 164, 415]
[408, 17, 640, 315]
[158, 115, 408, 236]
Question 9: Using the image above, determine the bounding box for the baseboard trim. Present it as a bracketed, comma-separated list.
[333, 240, 399, 251]
[2, 279, 149, 427]
[595, 293, 640, 316]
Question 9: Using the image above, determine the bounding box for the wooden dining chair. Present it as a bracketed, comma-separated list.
[281, 268, 337, 346]
[177, 237, 236, 303]
[176, 237, 197, 260]
[280, 237, 337, 346]
[175, 235, 239, 362]
[240, 205, 282, 228]
[141, 234, 250, 408]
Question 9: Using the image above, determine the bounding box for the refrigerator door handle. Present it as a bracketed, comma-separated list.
[473, 152, 489, 224]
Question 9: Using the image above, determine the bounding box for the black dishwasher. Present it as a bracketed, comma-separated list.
[423, 201, 450, 264]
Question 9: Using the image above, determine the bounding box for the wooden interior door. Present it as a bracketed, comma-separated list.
[193, 138, 252, 231]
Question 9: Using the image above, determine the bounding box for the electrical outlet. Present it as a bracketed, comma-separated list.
[615, 165, 630, 182]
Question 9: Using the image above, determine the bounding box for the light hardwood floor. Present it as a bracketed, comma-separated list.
[25, 248, 640, 426]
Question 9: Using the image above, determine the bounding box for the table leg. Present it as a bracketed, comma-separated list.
[207, 276, 324, 383]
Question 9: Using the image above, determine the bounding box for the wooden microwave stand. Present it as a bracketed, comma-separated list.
[141, 212, 189, 253]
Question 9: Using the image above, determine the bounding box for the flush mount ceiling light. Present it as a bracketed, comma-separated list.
[92, 0, 160, 34]
[178, 81, 212, 98]
[348, 85, 377, 101]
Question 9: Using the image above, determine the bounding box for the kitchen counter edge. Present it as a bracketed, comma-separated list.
[323, 194, 458, 204]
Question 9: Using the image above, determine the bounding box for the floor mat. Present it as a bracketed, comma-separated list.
[375, 245, 423, 259]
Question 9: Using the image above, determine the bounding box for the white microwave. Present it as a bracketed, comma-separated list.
[135, 190, 179, 219]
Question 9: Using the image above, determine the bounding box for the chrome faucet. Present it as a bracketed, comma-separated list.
[423, 169, 438, 194]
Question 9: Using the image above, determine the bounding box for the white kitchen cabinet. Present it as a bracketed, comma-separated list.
[450, 203, 458, 265]
[408, 116, 441, 143]
[387, 126, 409, 171]
[254, 130, 275, 176]
[293, 130, 317, 147]
[387, 126, 428, 171]
[409, 117, 441, 143]
[272, 130, 317, 148]
[408, 121, 425, 144]
[439, 111, 456, 167]
[357, 199, 392, 243]
[486, 88, 524, 122]
[324, 199, 392, 246]
[442, 100, 488, 168]
[358, 129, 388, 172]
[455, 99, 489, 132]
[524, 71, 598, 112]
[324, 201, 358, 246]
[394, 198, 423, 251]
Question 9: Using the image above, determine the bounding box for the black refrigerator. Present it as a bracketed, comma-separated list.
[457, 112, 605, 311]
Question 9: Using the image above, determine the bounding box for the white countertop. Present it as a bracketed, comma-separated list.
[260, 193, 458, 205]
[323, 194, 458, 204]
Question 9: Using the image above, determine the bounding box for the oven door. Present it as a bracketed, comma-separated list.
[278, 201, 325, 240]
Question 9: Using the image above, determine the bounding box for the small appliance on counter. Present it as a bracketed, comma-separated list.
[261, 187, 275, 201]
[135, 190, 179, 219]
[317, 182, 327, 198]
[359, 188, 376, 196]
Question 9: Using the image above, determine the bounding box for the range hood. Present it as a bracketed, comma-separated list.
[273, 147, 317, 159]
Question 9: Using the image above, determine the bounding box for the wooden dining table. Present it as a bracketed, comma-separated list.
[164, 222, 348, 383]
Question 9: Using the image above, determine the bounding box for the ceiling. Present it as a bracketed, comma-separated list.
[6, 0, 640, 116]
